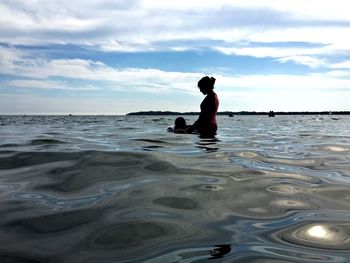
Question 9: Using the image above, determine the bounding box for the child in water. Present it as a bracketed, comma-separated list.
[167, 117, 190, 133]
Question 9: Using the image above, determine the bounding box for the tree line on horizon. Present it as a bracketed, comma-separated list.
[127, 110, 350, 116]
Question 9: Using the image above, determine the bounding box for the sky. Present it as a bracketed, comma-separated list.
[1, 0, 350, 114]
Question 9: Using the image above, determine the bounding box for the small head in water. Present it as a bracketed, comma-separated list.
[174, 117, 187, 130]
[198, 76, 216, 95]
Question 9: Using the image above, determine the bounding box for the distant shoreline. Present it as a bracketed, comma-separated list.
[1, 111, 349, 116]
[127, 111, 350, 116]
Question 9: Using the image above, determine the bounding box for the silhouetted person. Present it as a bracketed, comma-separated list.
[187, 76, 219, 137]
[167, 117, 190, 133]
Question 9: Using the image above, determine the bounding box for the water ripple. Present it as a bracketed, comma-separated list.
[1, 115, 350, 262]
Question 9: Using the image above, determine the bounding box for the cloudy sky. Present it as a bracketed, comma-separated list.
[1, 0, 350, 114]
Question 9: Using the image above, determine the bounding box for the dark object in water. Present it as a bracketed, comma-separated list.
[228, 113, 233, 117]
[268, 111, 275, 117]
[167, 117, 191, 134]
[209, 244, 231, 259]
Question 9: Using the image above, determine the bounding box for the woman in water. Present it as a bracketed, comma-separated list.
[187, 76, 219, 137]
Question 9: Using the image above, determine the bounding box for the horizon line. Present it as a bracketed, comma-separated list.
[1, 110, 350, 116]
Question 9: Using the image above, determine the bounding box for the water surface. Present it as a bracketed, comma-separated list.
[0, 115, 350, 262]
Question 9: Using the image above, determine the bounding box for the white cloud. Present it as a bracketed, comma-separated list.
[213, 28, 350, 69]
[330, 61, 350, 69]
[2, 46, 350, 95]
[1, 0, 350, 71]
[322, 70, 350, 78]
[244, 27, 350, 53]
[218, 74, 350, 91]
[0, 47, 25, 74]
[214, 46, 326, 58]
[5, 79, 99, 90]
[1, 0, 350, 51]
[100, 40, 154, 52]
[277, 56, 326, 69]
[220, 89, 350, 112]
[142, 0, 350, 21]
[0, 46, 202, 93]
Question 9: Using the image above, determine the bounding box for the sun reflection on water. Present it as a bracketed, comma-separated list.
[306, 225, 328, 239]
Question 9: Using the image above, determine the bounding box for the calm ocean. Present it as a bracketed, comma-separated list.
[0, 115, 350, 262]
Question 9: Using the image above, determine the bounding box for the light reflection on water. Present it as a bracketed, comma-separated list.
[0, 115, 350, 262]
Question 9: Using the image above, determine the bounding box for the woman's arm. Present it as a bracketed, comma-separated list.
[186, 121, 198, 133]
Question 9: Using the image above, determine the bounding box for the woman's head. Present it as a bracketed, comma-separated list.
[198, 76, 216, 94]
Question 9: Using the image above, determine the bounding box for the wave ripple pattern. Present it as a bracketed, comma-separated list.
[0, 115, 350, 262]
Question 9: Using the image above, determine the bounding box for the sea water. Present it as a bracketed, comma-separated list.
[0, 115, 350, 262]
